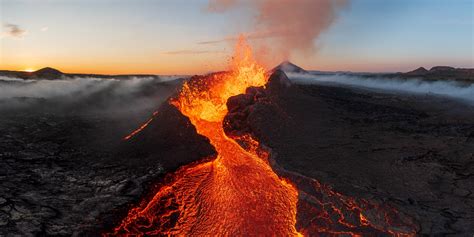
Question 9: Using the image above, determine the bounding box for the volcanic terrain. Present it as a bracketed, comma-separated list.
[0, 62, 473, 235]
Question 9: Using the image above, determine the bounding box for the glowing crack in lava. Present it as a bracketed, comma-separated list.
[123, 111, 158, 140]
[110, 37, 416, 236]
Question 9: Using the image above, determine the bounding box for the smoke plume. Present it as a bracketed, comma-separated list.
[207, 0, 348, 63]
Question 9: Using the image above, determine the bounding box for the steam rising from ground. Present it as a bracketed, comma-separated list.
[288, 73, 474, 104]
[207, 0, 348, 64]
[0, 77, 150, 99]
[0, 76, 182, 117]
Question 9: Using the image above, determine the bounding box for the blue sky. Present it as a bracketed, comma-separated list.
[313, 0, 474, 71]
[0, 0, 472, 74]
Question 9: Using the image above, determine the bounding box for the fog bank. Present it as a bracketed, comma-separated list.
[0, 76, 183, 117]
[288, 73, 474, 104]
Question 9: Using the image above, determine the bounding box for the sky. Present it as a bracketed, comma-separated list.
[0, 0, 473, 74]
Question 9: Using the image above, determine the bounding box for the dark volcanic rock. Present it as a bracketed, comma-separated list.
[266, 69, 292, 93]
[0, 78, 214, 236]
[0, 113, 161, 236]
[118, 100, 216, 170]
[224, 70, 290, 139]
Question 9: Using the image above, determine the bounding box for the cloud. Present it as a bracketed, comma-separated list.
[41, 26, 49, 32]
[198, 37, 235, 45]
[2, 23, 27, 38]
[198, 30, 287, 45]
[162, 50, 224, 55]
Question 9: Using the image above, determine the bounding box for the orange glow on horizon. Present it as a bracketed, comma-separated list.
[1, 60, 229, 75]
[3, 54, 468, 75]
[22, 68, 35, 72]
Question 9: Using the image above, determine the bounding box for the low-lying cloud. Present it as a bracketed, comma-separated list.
[0, 76, 182, 117]
[288, 73, 474, 104]
[0, 77, 152, 99]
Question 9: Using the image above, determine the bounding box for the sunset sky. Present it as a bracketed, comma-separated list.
[0, 0, 473, 75]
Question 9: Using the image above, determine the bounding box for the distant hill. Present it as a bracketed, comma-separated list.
[34, 67, 64, 79]
[270, 62, 473, 82]
[402, 66, 474, 82]
[0, 67, 159, 80]
[272, 61, 308, 74]
[405, 67, 429, 76]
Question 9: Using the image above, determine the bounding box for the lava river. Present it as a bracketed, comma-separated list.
[109, 37, 416, 236]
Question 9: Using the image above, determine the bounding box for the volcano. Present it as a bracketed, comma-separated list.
[107, 39, 416, 236]
[273, 61, 308, 74]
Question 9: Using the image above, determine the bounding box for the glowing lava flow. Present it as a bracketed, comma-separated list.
[111, 37, 301, 235]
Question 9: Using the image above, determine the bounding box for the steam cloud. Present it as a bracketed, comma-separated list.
[288, 73, 474, 104]
[207, 0, 348, 62]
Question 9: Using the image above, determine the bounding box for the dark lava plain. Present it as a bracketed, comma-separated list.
[0, 79, 215, 236]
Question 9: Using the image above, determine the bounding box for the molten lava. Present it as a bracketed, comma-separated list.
[110, 37, 416, 236]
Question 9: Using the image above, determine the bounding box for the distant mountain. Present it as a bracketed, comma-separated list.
[0, 67, 159, 80]
[402, 66, 473, 81]
[273, 61, 308, 74]
[430, 66, 455, 72]
[33, 67, 64, 79]
[406, 67, 429, 76]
